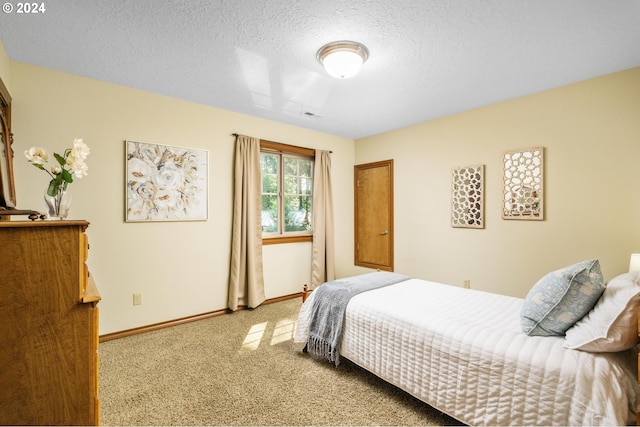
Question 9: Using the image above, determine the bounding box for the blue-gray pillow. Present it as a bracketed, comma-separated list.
[520, 259, 605, 336]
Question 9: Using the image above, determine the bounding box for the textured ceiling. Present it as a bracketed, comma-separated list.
[1, 0, 639, 139]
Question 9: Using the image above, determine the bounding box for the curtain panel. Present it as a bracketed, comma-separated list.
[311, 150, 336, 288]
[228, 135, 265, 311]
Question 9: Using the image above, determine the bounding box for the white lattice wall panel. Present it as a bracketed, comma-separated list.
[451, 164, 484, 229]
[502, 147, 544, 220]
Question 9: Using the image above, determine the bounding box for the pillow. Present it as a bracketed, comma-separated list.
[564, 271, 640, 352]
[520, 259, 605, 336]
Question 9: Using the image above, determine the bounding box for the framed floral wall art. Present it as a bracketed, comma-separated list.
[126, 140, 208, 222]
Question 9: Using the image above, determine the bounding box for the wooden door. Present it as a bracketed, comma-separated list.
[354, 160, 394, 271]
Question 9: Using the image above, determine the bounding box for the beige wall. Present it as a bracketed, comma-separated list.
[6, 47, 639, 333]
[355, 67, 640, 297]
[8, 61, 356, 335]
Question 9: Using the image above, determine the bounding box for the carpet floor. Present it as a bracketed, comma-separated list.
[99, 297, 462, 426]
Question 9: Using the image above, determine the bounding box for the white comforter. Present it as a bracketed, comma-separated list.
[294, 278, 639, 426]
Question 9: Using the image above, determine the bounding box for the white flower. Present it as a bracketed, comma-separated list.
[66, 150, 89, 178]
[136, 181, 156, 201]
[24, 147, 49, 165]
[153, 161, 184, 190]
[71, 138, 90, 161]
[135, 143, 161, 164]
[24, 139, 90, 197]
[127, 157, 152, 183]
[67, 157, 89, 178]
[154, 188, 180, 208]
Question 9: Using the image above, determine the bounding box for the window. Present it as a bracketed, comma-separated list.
[260, 141, 314, 244]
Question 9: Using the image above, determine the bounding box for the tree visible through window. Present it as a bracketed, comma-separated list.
[284, 156, 312, 232]
[260, 145, 313, 239]
[261, 152, 279, 233]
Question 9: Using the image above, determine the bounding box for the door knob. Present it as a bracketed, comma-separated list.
[380, 230, 388, 235]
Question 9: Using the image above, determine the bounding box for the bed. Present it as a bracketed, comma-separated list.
[294, 267, 640, 426]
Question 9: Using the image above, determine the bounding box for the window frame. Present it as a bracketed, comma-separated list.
[260, 140, 315, 245]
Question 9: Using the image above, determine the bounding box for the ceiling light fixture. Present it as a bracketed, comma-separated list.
[316, 40, 369, 79]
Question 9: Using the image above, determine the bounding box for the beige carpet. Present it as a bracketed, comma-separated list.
[99, 298, 462, 426]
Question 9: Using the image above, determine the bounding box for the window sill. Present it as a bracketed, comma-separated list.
[262, 235, 312, 245]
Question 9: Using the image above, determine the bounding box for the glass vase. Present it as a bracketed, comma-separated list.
[44, 188, 72, 220]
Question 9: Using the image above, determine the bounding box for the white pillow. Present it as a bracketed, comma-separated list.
[564, 271, 640, 352]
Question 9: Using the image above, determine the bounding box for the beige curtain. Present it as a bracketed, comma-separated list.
[311, 150, 336, 288]
[228, 135, 265, 311]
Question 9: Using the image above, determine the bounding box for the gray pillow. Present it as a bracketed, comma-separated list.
[521, 259, 605, 336]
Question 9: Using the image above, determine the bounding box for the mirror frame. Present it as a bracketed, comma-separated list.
[501, 146, 544, 220]
[0, 77, 16, 209]
[451, 164, 485, 229]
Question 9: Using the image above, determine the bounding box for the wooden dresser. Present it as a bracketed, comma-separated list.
[0, 220, 100, 426]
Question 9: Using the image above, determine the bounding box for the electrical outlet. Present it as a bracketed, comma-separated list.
[133, 293, 143, 305]
[463, 279, 471, 289]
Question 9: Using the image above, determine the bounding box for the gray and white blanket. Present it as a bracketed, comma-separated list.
[306, 271, 410, 365]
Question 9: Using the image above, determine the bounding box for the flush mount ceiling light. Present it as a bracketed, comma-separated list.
[316, 40, 369, 79]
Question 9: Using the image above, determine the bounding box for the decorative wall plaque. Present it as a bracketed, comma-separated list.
[451, 164, 484, 229]
[502, 147, 544, 220]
